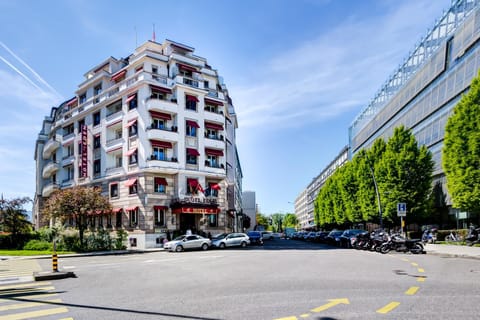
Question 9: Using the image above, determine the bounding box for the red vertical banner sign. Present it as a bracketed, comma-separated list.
[81, 125, 88, 177]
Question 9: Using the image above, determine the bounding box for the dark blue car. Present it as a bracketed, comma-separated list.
[247, 231, 263, 245]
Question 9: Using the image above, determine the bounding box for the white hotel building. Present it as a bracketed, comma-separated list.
[33, 39, 242, 249]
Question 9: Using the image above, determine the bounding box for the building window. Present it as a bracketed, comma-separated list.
[94, 83, 102, 96]
[185, 95, 198, 111]
[128, 95, 137, 110]
[115, 154, 122, 168]
[186, 154, 197, 165]
[206, 155, 219, 168]
[78, 118, 85, 131]
[204, 81, 209, 89]
[154, 177, 167, 193]
[205, 128, 218, 139]
[79, 93, 87, 104]
[64, 144, 74, 158]
[63, 123, 74, 136]
[129, 180, 138, 194]
[152, 147, 166, 161]
[204, 103, 217, 113]
[93, 111, 101, 126]
[129, 150, 138, 165]
[93, 159, 101, 175]
[110, 183, 119, 198]
[186, 123, 197, 137]
[106, 215, 112, 228]
[116, 210, 123, 228]
[152, 65, 159, 80]
[129, 122, 137, 137]
[154, 208, 166, 227]
[152, 118, 165, 130]
[129, 209, 138, 227]
[93, 135, 101, 149]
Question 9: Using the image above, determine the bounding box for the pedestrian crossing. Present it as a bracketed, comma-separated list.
[0, 259, 73, 319]
[0, 259, 41, 283]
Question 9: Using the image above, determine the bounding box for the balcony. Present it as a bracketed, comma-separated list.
[106, 110, 124, 125]
[42, 161, 59, 178]
[204, 136, 224, 149]
[204, 110, 225, 123]
[105, 166, 125, 176]
[146, 97, 178, 114]
[146, 127, 178, 142]
[42, 182, 59, 197]
[106, 137, 124, 149]
[42, 138, 60, 159]
[204, 163, 226, 174]
[147, 155, 179, 170]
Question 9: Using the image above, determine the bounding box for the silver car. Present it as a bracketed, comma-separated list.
[211, 233, 250, 248]
[163, 234, 211, 252]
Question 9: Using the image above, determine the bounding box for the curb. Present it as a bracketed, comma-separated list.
[34, 271, 76, 281]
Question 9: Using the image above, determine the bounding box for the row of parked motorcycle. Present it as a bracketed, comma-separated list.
[352, 231, 425, 254]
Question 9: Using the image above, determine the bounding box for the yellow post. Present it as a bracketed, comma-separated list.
[52, 240, 58, 272]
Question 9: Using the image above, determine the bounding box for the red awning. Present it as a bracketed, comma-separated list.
[186, 95, 199, 102]
[210, 183, 221, 190]
[126, 206, 138, 211]
[150, 140, 172, 148]
[150, 85, 172, 94]
[205, 122, 224, 131]
[187, 148, 200, 156]
[187, 178, 199, 187]
[124, 178, 137, 187]
[205, 148, 224, 156]
[178, 63, 198, 73]
[154, 177, 168, 186]
[204, 98, 224, 106]
[149, 110, 172, 120]
[111, 69, 127, 82]
[186, 120, 200, 128]
[126, 119, 137, 127]
[112, 208, 123, 213]
[125, 148, 137, 156]
[126, 93, 137, 103]
[135, 65, 144, 72]
[154, 205, 168, 210]
[66, 97, 78, 107]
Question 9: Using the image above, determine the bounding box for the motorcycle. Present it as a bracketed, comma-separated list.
[422, 228, 437, 244]
[465, 226, 480, 246]
[380, 233, 424, 254]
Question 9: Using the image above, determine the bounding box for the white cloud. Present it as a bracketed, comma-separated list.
[231, 0, 450, 131]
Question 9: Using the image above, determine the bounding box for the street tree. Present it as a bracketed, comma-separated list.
[443, 71, 480, 218]
[42, 186, 111, 249]
[283, 213, 298, 228]
[271, 213, 285, 232]
[378, 126, 434, 225]
[0, 196, 32, 246]
[255, 213, 269, 229]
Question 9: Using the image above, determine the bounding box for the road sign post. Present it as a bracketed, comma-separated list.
[397, 203, 407, 236]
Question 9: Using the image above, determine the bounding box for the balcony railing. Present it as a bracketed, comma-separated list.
[148, 155, 178, 162]
[183, 77, 199, 88]
[106, 137, 124, 148]
[42, 161, 59, 179]
[42, 138, 60, 159]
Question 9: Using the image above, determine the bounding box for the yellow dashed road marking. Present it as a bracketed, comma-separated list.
[411, 262, 418, 266]
[418, 268, 425, 273]
[274, 317, 298, 320]
[401, 258, 409, 262]
[300, 314, 310, 318]
[417, 277, 426, 282]
[0, 307, 68, 320]
[376, 302, 400, 314]
[405, 286, 420, 295]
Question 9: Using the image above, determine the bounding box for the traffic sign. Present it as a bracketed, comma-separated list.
[397, 202, 406, 217]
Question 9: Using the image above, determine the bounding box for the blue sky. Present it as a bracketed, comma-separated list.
[0, 0, 451, 215]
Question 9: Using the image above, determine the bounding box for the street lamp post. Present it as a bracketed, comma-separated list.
[368, 163, 383, 229]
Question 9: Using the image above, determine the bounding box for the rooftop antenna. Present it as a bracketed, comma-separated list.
[134, 26, 138, 48]
[152, 23, 156, 42]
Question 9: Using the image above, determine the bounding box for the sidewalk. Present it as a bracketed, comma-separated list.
[424, 243, 480, 259]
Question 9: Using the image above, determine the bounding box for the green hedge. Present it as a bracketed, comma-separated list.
[23, 240, 52, 251]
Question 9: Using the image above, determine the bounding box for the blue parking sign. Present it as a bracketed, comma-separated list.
[397, 202, 406, 216]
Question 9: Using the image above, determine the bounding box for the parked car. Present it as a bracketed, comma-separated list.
[306, 231, 317, 241]
[246, 231, 263, 245]
[325, 230, 344, 246]
[212, 233, 250, 248]
[339, 229, 366, 248]
[314, 231, 330, 243]
[163, 234, 211, 252]
[261, 231, 274, 240]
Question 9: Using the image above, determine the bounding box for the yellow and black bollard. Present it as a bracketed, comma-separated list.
[52, 253, 58, 272]
[52, 240, 58, 272]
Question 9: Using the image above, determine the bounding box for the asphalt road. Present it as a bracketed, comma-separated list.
[36, 239, 480, 320]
